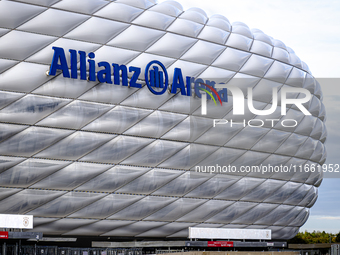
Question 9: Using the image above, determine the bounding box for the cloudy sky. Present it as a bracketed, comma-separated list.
[158, 0, 340, 233]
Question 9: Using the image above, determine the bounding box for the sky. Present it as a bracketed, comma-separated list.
[157, 0, 340, 234]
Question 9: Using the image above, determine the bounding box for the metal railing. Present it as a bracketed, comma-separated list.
[1, 245, 142, 255]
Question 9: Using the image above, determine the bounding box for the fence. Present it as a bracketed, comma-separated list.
[155, 250, 185, 254]
[1, 245, 142, 255]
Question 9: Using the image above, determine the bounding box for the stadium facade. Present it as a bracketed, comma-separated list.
[0, 0, 326, 240]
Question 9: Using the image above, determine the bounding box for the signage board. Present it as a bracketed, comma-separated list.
[185, 241, 207, 247]
[0, 214, 33, 229]
[207, 241, 234, 247]
[188, 227, 271, 240]
[0, 231, 8, 239]
[9, 232, 42, 239]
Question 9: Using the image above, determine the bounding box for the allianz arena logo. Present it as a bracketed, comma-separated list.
[48, 47, 312, 123]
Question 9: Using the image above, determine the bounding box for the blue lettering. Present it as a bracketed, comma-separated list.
[113, 64, 128, 86]
[205, 80, 216, 100]
[49, 47, 70, 78]
[129, 66, 142, 88]
[97, 61, 112, 84]
[48, 48, 227, 105]
[78, 50, 87, 80]
[171, 68, 186, 95]
[186, 76, 193, 97]
[69, 49, 77, 79]
[218, 88, 228, 102]
[88, 52, 96, 81]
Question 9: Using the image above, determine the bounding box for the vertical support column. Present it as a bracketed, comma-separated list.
[18, 239, 21, 255]
[2, 242, 6, 255]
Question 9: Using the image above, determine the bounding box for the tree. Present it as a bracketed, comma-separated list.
[336, 232, 340, 243]
[289, 232, 307, 244]
[288, 231, 338, 244]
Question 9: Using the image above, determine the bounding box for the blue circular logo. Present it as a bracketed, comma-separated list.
[145, 60, 168, 95]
